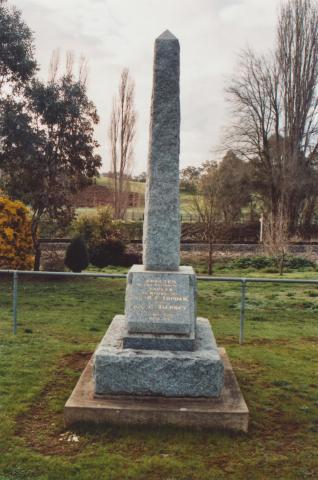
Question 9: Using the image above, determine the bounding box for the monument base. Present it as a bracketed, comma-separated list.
[123, 327, 195, 351]
[64, 348, 249, 432]
[94, 316, 224, 397]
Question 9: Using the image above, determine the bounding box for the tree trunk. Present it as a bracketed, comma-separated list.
[279, 251, 286, 276]
[208, 237, 213, 275]
[298, 192, 317, 236]
[34, 244, 41, 271]
[31, 216, 41, 271]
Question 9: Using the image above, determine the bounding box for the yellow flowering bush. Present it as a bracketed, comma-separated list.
[0, 196, 34, 269]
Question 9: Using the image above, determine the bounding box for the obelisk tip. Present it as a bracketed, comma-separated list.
[157, 30, 178, 41]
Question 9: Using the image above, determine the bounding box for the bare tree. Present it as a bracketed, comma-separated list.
[109, 68, 136, 219]
[263, 203, 290, 275]
[49, 50, 88, 86]
[79, 55, 88, 86]
[48, 49, 60, 83]
[225, 0, 318, 231]
[192, 165, 222, 275]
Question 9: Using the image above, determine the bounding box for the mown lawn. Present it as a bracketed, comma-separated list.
[79, 178, 195, 218]
[96, 177, 146, 194]
[0, 268, 317, 480]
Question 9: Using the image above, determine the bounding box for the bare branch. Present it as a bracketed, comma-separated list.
[224, 0, 318, 230]
[79, 55, 88, 85]
[65, 51, 74, 78]
[48, 49, 60, 83]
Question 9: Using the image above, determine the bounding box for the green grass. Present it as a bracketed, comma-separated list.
[79, 179, 195, 218]
[179, 192, 197, 215]
[96, 177, 146, 194]
[0, 267, 318, 479]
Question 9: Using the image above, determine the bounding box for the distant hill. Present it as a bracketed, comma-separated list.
[97, 176, 146, 194]
[73, 184, 143, 208]
[74, 177, 195, 216]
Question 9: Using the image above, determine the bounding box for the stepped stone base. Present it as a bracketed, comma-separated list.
[64, 348, 249, 432]
[93, 316, 224, 397]
[123, 307, 195, 351]
[123, 327, 195, 351]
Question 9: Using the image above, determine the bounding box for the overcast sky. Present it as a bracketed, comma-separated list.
[14, 0, 279, 173]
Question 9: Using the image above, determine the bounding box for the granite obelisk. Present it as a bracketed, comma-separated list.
[143, 30, 181, 272]
[91, 30, 224, 398]
[64, 32, 249, 431]
[124, 30, 195, 338]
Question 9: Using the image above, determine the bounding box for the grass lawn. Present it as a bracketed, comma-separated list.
[96, 177, 146, 194]
[80, 179, 195, 219]
[0, 267, 318, 479]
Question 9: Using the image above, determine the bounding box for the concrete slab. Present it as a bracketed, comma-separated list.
[64, 348, 249, 432]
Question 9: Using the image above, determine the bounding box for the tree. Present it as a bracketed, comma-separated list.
[263, 204, 289, 275]
[0, 53, 101, 270]
[215, 151, 252, 222]
[109, 68, 136, 219]
[192, 164, 222, 275]
[0, 0, 37, 189]
[180, 166, 202, 192]
[225, 0, 318, 231]
[133, 171, 147, 182]
[74, 206, 114, 247]
[0, 0, 37, 98]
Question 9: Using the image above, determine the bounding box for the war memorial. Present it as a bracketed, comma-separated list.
[64, 31, 249, 432]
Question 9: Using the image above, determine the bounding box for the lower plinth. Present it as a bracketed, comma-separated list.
[94, 316, 223, 397]
[64, 348, 249, 432]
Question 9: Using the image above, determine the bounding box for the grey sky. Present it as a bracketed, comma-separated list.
[14, 0, 278, 173]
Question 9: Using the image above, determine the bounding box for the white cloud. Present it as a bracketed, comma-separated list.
[13, 0, 278, 172]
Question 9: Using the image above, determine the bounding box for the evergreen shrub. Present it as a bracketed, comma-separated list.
[0, 196, 34, 269]
[89, 239, 125, 268]
[64, 236, 89, 272]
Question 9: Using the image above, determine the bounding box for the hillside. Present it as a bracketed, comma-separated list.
[95, 176, 195, 217]
[97, 176, 146, 194]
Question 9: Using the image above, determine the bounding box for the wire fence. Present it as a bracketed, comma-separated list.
[1, 269, 318, 343]
[124, 212, 203, 222]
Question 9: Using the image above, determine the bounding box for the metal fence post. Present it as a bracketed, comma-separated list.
[239, 279, 247, 345]
[1, 269, 317, 342]
[13, 271, 18, 335]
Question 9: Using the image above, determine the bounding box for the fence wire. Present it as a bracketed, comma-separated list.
[1, 269, 317, 343]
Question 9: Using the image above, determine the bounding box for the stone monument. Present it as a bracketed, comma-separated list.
[64, 31, 249, 431]
[93, 30, 224, 398]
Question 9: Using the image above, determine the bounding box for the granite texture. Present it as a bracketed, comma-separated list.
[125, 265, 196, 335]
[93, 315, 224, 397]
[142, 30, 181, 271]
[123, 315, 195, 351]
[65, 349, 249, 432]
